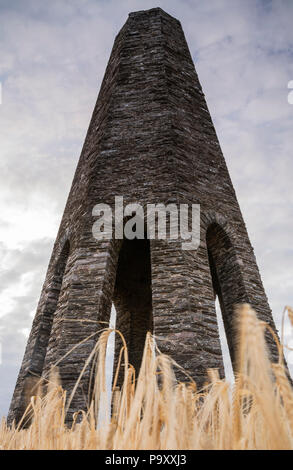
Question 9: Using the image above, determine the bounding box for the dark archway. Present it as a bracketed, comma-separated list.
[15, 241, 71, 424]
[113, 238, 153, 376]
[32, 240, 71, 378]
[206, 223, 247, 368]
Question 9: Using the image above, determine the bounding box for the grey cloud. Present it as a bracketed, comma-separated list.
[0, 237, 54, 414]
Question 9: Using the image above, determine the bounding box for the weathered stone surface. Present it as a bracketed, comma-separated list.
[8, 7, 279, 424]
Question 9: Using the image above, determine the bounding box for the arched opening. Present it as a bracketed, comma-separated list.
[32, 240, 71, 377]
[16, 241, 71, 424]
[112, 238, 153, 377]
[215, 296, 234, 382]
[206, 223, 246, 370]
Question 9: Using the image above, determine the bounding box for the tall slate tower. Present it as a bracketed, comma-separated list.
[9, 8, 279, 423]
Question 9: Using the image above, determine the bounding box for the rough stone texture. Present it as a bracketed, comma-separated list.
[8, 7, 279, 423]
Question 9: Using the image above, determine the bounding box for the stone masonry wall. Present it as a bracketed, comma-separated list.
[8, 8, 279, 423]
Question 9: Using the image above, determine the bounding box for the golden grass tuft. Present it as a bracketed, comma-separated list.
[1, 304, 293, 450]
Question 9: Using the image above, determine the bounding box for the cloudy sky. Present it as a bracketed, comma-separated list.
[0, 0, 293, 417]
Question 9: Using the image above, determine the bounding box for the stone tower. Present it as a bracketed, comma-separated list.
[9, 7, 279, 423]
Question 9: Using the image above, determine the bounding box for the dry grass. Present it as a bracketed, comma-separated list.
[1, 304, 293, 450]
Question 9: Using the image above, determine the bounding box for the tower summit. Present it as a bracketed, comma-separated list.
[9, 8, 279, 423]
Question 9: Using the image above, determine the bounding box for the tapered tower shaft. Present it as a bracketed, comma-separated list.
[9, 8, 279, 424]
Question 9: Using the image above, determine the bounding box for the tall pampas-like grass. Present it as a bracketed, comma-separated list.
[1, 304, 293, 450]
